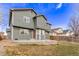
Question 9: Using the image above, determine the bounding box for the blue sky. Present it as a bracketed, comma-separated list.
[0, 3, 78, 32]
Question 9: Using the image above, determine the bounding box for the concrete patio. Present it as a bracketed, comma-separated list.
[12, 40, 58, 45]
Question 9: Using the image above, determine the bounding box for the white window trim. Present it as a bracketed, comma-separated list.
[23, 16, 30, 23]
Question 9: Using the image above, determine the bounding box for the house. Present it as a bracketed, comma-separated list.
[50, 28, 73, 36]
[7, 8, 51, 41]
[63, 30, 74, 36]
[50, 28, 63, 36]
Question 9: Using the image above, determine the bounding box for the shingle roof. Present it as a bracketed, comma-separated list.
[52, 28, 62, 30]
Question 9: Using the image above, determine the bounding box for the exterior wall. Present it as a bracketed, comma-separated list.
[6, 28, 11, 39]
[45, 31, 50, 39]
[36, 16, 47, 30]
[12, 27, 33, 40]
[7, 31, 11, 39]
[35, 16, 51, 32]
[12, 27, 49, 40]
[46, 24, 51, 32]
[12, 10, 36, 29]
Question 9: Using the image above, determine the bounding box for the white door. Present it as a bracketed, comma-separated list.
[36, 29, 45, 40]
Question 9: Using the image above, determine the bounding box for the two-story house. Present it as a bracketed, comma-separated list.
[7, 8, 51, 41]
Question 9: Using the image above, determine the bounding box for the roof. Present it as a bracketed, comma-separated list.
[63, 30, 73, 33]
[34, 14, 47, 21]
[10, 8, 37, 14]
[46, 22, 52, 25]
[52, 28, 63, 30]
[63, 30, 69, 33]
[51, 28, 63, 33]
[9, 8, 37, 26]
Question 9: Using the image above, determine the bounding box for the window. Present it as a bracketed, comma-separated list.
[23, 16, 30, 23]
[20, 29, 29, 34]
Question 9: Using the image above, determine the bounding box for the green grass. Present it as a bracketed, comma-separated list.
[5, 41, 79, 56]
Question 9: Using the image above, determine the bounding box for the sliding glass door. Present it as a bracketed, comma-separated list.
[36, 29, 45, 40]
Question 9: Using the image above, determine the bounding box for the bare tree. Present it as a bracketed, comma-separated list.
[69, 15, 79, 38]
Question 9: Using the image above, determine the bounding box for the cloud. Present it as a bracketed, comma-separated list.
[56, 3, 63, 9]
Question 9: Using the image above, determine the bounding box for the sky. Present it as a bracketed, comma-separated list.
[0, 3, 79, 32]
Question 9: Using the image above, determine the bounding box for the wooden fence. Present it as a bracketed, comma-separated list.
[50, 36, 79, 42]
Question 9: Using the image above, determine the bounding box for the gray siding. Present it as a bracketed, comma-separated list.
[12, 10, 36, 29]
[46, 24, 51, 32]
[7, 31, 11, 39]
[6, 28, 11, 39]
[45, 31, 50, 39]
[13, 27, 32, 40]
[36, 16, 47, 30]
[35, 16, 51, 32]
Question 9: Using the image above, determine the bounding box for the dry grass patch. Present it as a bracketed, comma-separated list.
[5, 44, 57, 56]
[5, 41, 79, 56]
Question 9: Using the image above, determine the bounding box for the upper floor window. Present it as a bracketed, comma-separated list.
[23, 16, 30, 23]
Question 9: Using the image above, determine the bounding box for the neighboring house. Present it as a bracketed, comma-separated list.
[50, 28, 73, 36]
[50, 28, 63, 36]
[63, 30, 74, 36]
[7, 8, 51, 40]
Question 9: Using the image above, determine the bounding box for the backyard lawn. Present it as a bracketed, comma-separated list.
[5, 41, 79, 56]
